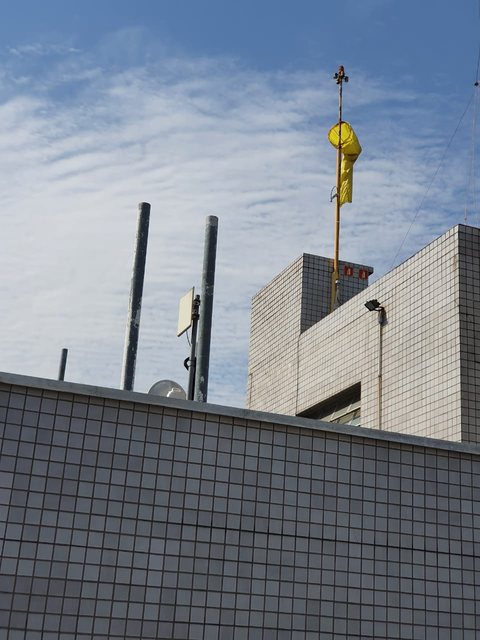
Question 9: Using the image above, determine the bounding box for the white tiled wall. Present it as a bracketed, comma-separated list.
[247, 226, 480, 444]
[247, 254, 373, 415]
[298, 227, 462, 440]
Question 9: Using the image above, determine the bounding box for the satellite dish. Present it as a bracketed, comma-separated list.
[148, 379, 187, 400]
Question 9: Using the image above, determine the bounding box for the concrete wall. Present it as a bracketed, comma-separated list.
[247, 255, 304, 416]
[298, 226, 462, 440]
[458, 226, 480, 443]
[247, 255, 373, 415]
[247, 226, 475, 443]
[1, 373, 480, 639]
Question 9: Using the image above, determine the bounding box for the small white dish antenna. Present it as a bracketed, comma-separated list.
[148, 379, 187, 400]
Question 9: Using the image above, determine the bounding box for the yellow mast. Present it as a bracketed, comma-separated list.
[331, 65, 348, 312]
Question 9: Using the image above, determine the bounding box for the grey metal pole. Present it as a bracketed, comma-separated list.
[194, 216, 218, 402]
[187, 296, 200, 401]
[121, 202, 151, 391]
[377, 307, 386, 430]
[58, 348, 68, 381]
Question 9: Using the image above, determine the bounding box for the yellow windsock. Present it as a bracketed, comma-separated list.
[328, 121, 362, 206]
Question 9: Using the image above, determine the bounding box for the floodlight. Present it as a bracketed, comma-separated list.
[365, 300, 381, 311]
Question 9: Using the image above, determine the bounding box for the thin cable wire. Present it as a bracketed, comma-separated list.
[465, 82, 479, 224]
[473, 86, 478, 226]
[388, 92, 474, 271]
[185, 329, 191, 347]
[476, 45, 480, 225]
[465, 46, 480, 224]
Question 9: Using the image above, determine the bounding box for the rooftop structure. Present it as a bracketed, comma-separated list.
[247, 254, 373, 416]
[247, 225, 480, 444]
[2, 225, 480, 639]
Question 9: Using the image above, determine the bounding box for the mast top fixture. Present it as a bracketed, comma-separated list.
[333, 65, 349, 84]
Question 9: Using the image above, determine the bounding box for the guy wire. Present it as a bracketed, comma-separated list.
[389, 91, 474, 272]
[465, 45, 480, 224]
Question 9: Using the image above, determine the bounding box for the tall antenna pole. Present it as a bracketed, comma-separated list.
[194, 216, 218, 402]
[331, 65, 349, 312]
[57, 348, 68, 381]
[121, 202, 151, 391]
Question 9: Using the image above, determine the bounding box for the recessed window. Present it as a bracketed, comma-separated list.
[300, 384, 361, 427]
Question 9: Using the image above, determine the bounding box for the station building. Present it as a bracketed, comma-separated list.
[1, 224, 480, 639]
[248, 225, 480, 444]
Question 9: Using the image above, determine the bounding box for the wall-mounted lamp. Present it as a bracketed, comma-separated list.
[365, 300, 386, 324]
[365, 299, 381, 312]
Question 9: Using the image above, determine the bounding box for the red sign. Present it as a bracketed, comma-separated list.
[359, 269, 368, 280]
[343, 266, 353, 277]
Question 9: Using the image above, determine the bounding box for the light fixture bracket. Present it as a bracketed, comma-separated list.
[365, 300, 381, 312]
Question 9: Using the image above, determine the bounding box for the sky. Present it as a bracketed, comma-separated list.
[0, 0, 479, 407]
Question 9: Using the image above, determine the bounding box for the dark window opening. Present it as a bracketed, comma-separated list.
[299, 384, 361, 427]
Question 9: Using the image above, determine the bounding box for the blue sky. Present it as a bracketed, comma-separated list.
[3, 1, 477, 89]
[0, 1, 479, 406]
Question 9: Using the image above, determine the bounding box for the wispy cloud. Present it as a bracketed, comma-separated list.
[0, 31, 474, 406]
[8, 43, 81, 57]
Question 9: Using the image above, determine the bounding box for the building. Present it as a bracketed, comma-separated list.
[247, 224, 480, 444]
[246, 254, 373, 417]
[1, 371, 480, 639]
[2, 225, 480, 639]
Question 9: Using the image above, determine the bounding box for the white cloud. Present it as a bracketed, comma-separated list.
[8, 43, 81, 57]
[0, 35, 475, 407]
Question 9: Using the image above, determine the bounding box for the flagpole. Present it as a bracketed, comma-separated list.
[331, 65, 348, 312]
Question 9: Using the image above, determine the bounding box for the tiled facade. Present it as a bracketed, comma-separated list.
[458, 227, 480, 442]
[1, 373, 480, 639]
[247, 254, 373, 416]
[247, 225, 480, 444]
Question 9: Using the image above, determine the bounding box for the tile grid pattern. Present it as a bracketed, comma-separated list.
[247, 256, 304, 416]
[301, 254, 373, 333]
[458, 226, 480, 444]
[297, 227, 462, 439]
[247, 254, 372, 415]
[3, 381, 480, 639]
[248, 226, 469, 443]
